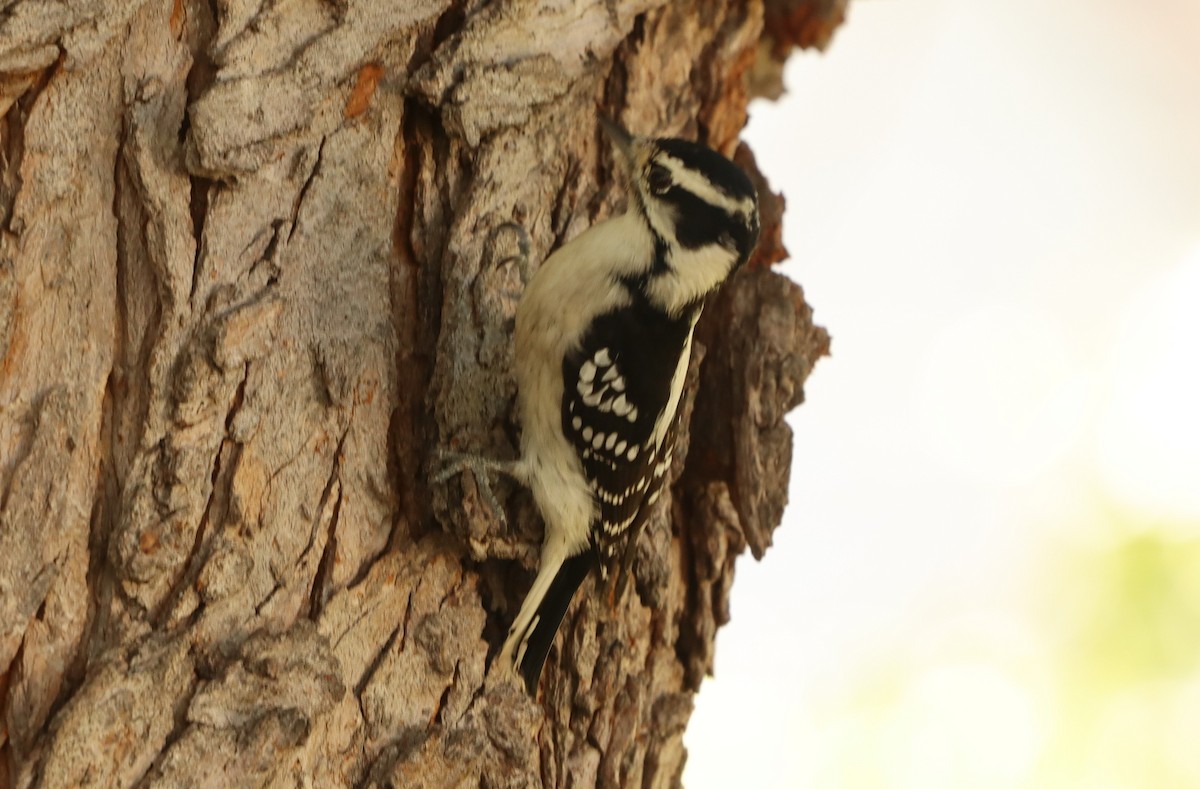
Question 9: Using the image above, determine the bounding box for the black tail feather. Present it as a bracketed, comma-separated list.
[516, 551, 596, 693]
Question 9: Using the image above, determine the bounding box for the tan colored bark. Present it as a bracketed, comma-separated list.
[0, 0, 834, 785]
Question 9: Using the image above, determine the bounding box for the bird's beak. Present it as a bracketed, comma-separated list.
[599, 115, 636, 165]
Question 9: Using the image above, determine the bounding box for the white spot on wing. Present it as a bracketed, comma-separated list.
[573, 416, 583, 430]
[602, 365, 619, 383]
[612, 394, 630, 417]
[615, 439, 627, 455]
[583, 426, 594, 441]
[627, 446, 638, 461]
[592, 432, 605, 449]
[594, 348, 612, 366]
[580, 360, 597, 383]
[605, 433, 617, 450]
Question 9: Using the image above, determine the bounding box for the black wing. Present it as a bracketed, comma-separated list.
[562, 301, 695, 571]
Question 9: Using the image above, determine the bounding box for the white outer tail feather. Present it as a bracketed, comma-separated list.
[497, 536, 569, 673]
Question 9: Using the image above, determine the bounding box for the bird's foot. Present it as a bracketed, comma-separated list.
[488, 221, 533, 284]
[433, 449, 522, 525]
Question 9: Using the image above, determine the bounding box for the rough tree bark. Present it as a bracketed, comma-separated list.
[0, 1, 840, 786]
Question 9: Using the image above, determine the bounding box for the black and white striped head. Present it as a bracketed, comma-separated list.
[601, 117, 760, 313]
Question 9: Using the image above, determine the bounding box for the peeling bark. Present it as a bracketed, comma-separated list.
[0, 1, 836, 786]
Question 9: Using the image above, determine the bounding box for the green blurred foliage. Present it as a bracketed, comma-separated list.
[1067, 532, 1200, 687]
[1036, 527, 1200, 787]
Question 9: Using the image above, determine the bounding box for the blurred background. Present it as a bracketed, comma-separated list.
[685, 0, 1200, 786]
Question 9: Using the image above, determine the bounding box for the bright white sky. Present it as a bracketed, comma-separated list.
[685, 0, 1200, 785]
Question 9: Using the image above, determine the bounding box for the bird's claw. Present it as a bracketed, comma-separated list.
[489, 221, 533, 284]
[433, 449, 514, 525]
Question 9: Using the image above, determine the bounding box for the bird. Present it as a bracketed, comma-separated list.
[436, 116, 759, 693]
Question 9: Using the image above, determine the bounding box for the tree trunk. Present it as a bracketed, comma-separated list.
[0, 1, 837, 786]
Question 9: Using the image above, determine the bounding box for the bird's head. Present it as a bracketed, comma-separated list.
[600, 116, 760, 272]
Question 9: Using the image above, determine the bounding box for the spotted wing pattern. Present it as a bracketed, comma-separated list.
[561, 301, 695, 572]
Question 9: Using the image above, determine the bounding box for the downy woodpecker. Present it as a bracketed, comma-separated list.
[439, 117, 759, 693]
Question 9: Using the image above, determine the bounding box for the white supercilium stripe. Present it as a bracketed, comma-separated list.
[658, 154, 755, 220]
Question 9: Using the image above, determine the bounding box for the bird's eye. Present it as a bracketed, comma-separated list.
[647, 164, 672, 195]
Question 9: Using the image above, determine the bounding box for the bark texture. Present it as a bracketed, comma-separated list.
[0, 1, 837, 786]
